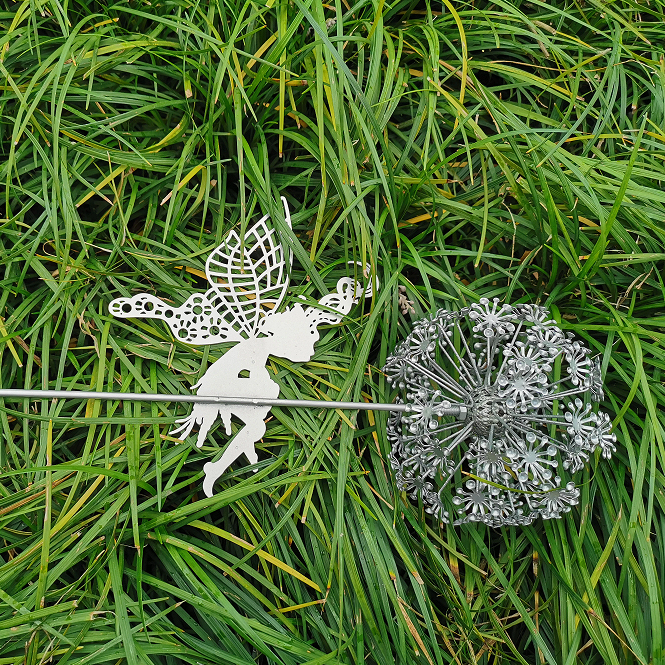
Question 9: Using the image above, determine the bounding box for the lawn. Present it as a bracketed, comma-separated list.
[1, 0, 665, 663]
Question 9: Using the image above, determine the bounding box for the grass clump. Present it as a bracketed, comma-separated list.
[1, 0, 665, 663]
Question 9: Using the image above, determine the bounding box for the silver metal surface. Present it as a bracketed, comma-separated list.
[104, 198, 615, 524]
[0, 388, 412, 412]
[109, 197, 382, 496]
[384, 299, 615, 527]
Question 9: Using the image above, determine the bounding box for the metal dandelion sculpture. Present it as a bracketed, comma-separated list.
[383, 299, 615, 527]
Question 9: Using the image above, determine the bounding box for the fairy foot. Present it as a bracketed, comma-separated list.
[201, 415, 267, 496]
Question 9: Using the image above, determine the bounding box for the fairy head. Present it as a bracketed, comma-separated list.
[259, 304, 320, 362]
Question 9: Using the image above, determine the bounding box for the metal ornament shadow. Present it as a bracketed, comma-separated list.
[110, 198, 373, 496]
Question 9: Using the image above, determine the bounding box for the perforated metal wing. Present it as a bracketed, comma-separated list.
[204, 198, 293, 338]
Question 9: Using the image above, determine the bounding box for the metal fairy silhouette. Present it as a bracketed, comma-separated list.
[110, 198, 374, 496]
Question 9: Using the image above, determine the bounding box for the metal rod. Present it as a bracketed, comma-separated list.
[0, 388, 427, 413]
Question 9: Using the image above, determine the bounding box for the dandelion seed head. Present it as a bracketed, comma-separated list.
[384, 302, 614, 526]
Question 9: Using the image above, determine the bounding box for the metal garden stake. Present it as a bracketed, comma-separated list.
[0, 199, 615, 525]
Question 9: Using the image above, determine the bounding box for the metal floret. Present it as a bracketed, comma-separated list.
[384, 298, 615, 526]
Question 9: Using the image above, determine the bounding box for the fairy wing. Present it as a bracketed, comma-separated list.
[205, 197, 293, 338]
[109, 291, 244, 345]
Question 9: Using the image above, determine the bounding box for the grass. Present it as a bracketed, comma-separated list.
[1, 0, 665, 662]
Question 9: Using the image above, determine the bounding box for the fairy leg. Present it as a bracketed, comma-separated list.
[202, 411, 267, 497]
